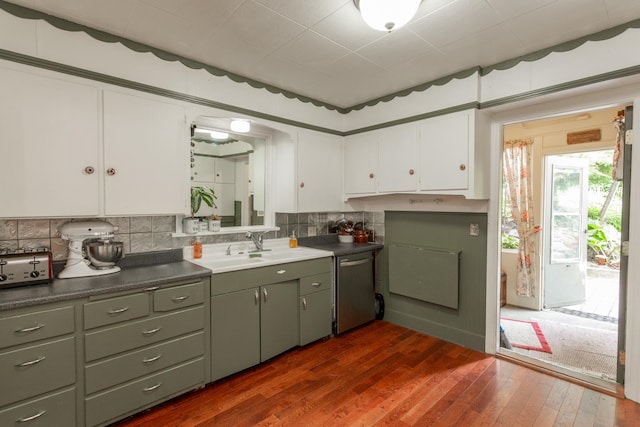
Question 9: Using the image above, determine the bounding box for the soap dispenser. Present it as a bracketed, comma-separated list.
[289, 230, 298, 248]
[193, 237, 203, 259]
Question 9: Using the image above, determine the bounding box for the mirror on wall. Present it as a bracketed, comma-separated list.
[190, 121, 266, 227]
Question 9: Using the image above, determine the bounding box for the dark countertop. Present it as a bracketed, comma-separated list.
[0, 250, 211, 311]
[298, 235, 384, 257]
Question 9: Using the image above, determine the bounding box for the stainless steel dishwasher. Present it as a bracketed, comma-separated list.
[336, 251, 375, 334]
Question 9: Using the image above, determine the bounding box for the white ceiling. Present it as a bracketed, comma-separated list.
[6, 0, 640, 109]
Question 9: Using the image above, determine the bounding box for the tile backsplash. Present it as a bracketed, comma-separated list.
[0, 211, 384, 262]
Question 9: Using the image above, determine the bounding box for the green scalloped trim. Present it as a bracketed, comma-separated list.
[1, 0, 640, 118]
[482, 18, 640, 75]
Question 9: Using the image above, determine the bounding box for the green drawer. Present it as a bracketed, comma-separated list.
[0, 337, 75, 407]
[154, 281, 204, 312]
[84, 306, 204, 362]
[300, 272, 332, 295]
[85, 331, 205, 394]
[85, 358, 205, 427]
[0, 306, 74, 350]
[84, 293, 150, 330]
[0, 387, 75, 427]
[211, 257, 332, 295]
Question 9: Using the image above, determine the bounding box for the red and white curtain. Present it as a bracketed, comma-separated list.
[503, 138, 537, 297]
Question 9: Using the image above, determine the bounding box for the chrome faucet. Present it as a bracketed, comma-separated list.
[246, 231, 264, 252]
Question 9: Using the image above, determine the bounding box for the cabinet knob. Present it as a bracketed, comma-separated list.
[409, 169, 415, 175]
[106, 168, 116, 176]
[84, 166, 95, 175]
[369, 173, 375, 179]
[300, 182, 305, 188]
[459, 164, 466, 171]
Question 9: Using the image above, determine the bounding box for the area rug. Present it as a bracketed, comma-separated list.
[501, 318, 552, 354]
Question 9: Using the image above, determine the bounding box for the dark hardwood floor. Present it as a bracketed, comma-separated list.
[114, 321, 640, 426]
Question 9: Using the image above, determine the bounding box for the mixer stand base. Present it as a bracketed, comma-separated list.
[58, 261, 121, 279]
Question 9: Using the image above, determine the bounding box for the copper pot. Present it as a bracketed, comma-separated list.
[353, 229, 369, 244]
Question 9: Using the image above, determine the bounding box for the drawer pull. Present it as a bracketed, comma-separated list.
[16, 355, 46, 367]
[17, 410, 46, 423]
[302, 297, 307, 310]
[144, 286, 159, 292]
[142, 327, 162, 336]
[311, 282, 322, 287]
[172, 295, 189, 302]
[276, 269, 286, 275]
[143, 382, 162, 392]
[107, 306, 130, 315]
[142, 354, 162, 364]
[15, 323, 45, 333]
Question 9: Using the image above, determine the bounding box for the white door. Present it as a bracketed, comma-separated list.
[543, 156, 589, 308]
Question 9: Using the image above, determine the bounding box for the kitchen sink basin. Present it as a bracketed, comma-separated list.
[186, 240, 333, 274]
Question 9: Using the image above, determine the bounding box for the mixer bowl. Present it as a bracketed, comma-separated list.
[84, 240, 124, 269]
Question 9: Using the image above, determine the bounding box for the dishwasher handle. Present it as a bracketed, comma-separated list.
[339, 258, 371, 267]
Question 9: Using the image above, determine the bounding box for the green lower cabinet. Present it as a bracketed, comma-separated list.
[211, 280, 299, 380]
[0, 387, 75, 427]
[260, 280, 299, 361]
[300, 289, 332, 346]
[211, 288, 260, 381]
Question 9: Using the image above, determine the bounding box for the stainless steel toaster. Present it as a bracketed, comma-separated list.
[0, 249, 53, 288]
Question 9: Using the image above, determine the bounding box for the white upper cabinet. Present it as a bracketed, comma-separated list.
[418, 110, 470, 191]
[342, 109, 489, 200]
[103, 91, 188, 215]
[418, 109, 489, 199]
[377, 123, 418, 193]
[343, 132, 377, 195]
[214, 158, 235, 184]
[296, 131, 343, 212]
[0, 68, 100, 217]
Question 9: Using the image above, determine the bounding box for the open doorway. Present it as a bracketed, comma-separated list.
[498, 106, 627, 387]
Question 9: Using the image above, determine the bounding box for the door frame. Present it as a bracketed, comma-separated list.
[483, 84, 640, 399]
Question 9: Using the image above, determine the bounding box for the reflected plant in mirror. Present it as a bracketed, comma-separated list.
[190, 120, 266, 227]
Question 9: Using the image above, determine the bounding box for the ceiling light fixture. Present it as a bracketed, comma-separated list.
[230, 119, 250, 133]
[354, 0, 421, 32]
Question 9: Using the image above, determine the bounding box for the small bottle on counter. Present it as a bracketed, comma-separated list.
[289, 230, 298, 248]
[193, 237, 203, 259]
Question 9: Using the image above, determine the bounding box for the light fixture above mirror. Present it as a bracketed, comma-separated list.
[353, 0, 422, 32]
[230, 119, 251, 133]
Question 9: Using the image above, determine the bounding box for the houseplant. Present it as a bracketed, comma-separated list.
[183, 186, 217, 233]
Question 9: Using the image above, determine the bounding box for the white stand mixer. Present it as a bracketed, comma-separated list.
[59, 221, 123, 279]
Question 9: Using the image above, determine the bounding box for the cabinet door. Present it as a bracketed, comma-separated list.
[103, 91, 188, 215]
[0, 68, 100, 217]
[300, 289, 332, 346]
[297, 131, 343, 212]
[192, 155, 216, 183]
[377, 124, 418, 192]
[343, 133, 377, 195]
[211, 288, 260, 381]
[260, 281, 299, 361]
[214, 158, 235, 184]
[418, 111, 470, 191]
